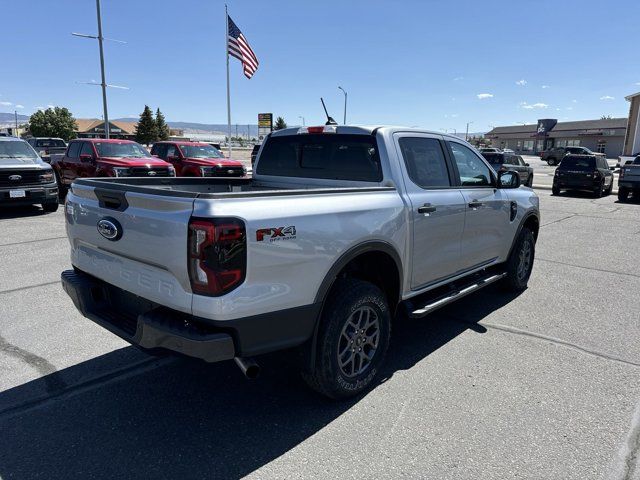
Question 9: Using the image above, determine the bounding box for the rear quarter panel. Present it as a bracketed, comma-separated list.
[191, 189, 407, 320]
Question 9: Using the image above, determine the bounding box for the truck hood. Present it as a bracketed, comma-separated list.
[183, 157, 243, 167]
[0, 158, 50, 170]
[98, 156, 171, 167]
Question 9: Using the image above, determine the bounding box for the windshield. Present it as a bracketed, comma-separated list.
[559, 156, 595, 170]
[94, 142, 150, 158]
[36, 139, 66, 148]
[178, 144, 224, 158]
[0, 141, 40, 164]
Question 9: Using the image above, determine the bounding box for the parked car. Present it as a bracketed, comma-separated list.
[541, 146, 606, 166]
[481, 152, 534, 187]
[0, 137, 59, 212]
[51, 139, 175, 197]
[61, 126, 539, 399]
[480, 147, 501, 153]
[552, 154, 614, 197]
[617, 155, 640, 202]
[250, 144, 261, 167]
[502, 148, 515, 154]
[617, 153, 639, 169]
[25, 137, 67, 164]
[150, 141, 245, 177]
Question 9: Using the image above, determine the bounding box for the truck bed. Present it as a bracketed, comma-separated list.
[72, 176, 394, 199]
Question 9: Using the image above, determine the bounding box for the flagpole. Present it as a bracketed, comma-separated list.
[225, 5, 232, 159]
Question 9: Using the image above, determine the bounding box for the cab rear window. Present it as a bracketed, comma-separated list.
[256, 134, 382, 182]
[559, 156, 595, 170]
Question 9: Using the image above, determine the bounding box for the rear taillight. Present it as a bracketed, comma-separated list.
[297, 125, 337, 134]
[620, 168, 625, 179]
[188, 218, 246, 296]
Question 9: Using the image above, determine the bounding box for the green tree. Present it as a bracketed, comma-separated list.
[28, 107, 77, 141]
[135, 105, 159, 145]
[155, 108, 170, 141]
[274, 116, 287, 130]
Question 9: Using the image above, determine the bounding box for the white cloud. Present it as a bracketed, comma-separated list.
[555, 108, 561, 111]
[453, 76, 464, 81]
[0, 101, 12, 106]
[566, 107, 573, 110]
[477, 93, 493, 99]
[520, 102, 548, 110]
[515, 79, 527, 86]
[636, 82, 640, 86]
[572, 99, 578, 103]
[15, 104, 24, 109]
[47, 104, 56, 109]
[541, 85, 550, 89]
[35, 106, 45, 111]
[600, 95, 615, 100]
[450, 114, 459, 118]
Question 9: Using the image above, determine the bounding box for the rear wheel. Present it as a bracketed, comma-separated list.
[302, 279, 391, 399]
[552, 185, 560, 195]
[503, 227, 535, 292]
[547, 158, 557, 166]
[594, 183, 605, 198]
[618, 187, 629, 202]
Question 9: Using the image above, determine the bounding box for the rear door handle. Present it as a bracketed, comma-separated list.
[468, 201, 483, 209]
[417, 204, 437, 214]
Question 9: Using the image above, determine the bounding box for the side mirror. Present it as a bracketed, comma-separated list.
[498, 170, 521, 189]
[79, 153, 93, 163]
[525, 163, 530, 166]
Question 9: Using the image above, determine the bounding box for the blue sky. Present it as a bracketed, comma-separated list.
[1, 0, 639, 131]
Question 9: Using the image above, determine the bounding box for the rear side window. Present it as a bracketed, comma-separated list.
[399, 137, 450, 188]
[67, 142, 81, 158]
[256, 134, 382, 182]
[482, 153, 504, 165]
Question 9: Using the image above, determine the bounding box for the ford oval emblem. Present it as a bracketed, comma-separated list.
[8, 175, 22, 181]
[97, 218, 122, 241]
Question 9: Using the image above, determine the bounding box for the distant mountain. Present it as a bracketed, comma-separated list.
[113, 118, 260, 137]
[0, 112, 29, 123]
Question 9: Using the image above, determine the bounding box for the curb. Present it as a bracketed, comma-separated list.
[533, 184, 619, 195]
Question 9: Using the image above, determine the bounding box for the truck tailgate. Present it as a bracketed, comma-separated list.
[622, 165, 640, 182]
[65, 182, 195, 314]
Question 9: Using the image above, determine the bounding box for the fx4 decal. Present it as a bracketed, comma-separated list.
[256, 226, 297, 242]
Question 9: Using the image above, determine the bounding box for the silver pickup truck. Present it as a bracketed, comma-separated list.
[61, 126, 540, 398]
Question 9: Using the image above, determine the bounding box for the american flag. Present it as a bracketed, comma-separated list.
[227, 16, 259, 79]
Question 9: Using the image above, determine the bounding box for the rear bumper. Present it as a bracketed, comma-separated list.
[61, 269, 235, 363]
[61, 269, 321, 361]
[553, 179, 600, 190]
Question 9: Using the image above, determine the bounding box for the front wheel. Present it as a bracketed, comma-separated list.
[526, 175, 533, 188]
[503, 227, 535, 292]
[42, 202, 59, 213]
[302, 279, 391, 399]
[618, 187, 629, 202]
[547, 158, 556, 166]
[552, 185, 560, 195]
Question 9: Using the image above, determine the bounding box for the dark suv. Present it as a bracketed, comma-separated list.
[541, 146, 606, 166]
[552, 154, 614, 197]
[481, 152, 534, 187]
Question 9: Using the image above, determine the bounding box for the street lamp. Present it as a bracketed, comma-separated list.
[298, 116, 305, 126]
[465, 121, 474, 141]
[72, 0, 127, 139]
[338, 86, 347, 124]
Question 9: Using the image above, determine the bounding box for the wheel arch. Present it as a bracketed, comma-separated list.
[303, 241, 403, 371]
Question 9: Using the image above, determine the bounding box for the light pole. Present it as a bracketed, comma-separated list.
[338, 86, 347, 124]
[298, 116, 305, 126]
[465, 121, 473, 141]
[14, 110, 18, 136]
[72, 0, 127, 139]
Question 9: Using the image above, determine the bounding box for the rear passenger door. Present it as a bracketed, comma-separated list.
[62, 141, 82, 183]
[447, 140, 512, 271]
[394, 133, 467, 288]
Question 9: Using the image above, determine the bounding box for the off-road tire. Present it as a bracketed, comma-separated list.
[302, 279, 391, 400]
[503, 227, 535, 292]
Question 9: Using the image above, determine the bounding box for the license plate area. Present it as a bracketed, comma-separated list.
[9, 189, 26, 198]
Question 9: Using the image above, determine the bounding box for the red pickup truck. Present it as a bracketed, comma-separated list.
[51, 139, 175, 195]
[150, 141, 246, 177]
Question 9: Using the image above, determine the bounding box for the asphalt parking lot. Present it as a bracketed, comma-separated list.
[1, 189, 640, 480]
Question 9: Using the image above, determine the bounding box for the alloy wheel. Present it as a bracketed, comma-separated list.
[337, 306, 380, 378]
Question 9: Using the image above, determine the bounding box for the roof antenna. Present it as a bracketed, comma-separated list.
[320, 98, 338, 126]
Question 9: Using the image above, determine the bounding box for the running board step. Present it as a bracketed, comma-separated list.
[409, 272, 507, 318]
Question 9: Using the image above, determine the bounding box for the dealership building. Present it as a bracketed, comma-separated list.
[484, 117, 628, 158]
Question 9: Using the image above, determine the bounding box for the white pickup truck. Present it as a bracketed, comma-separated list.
[62, 125, 540, 398]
